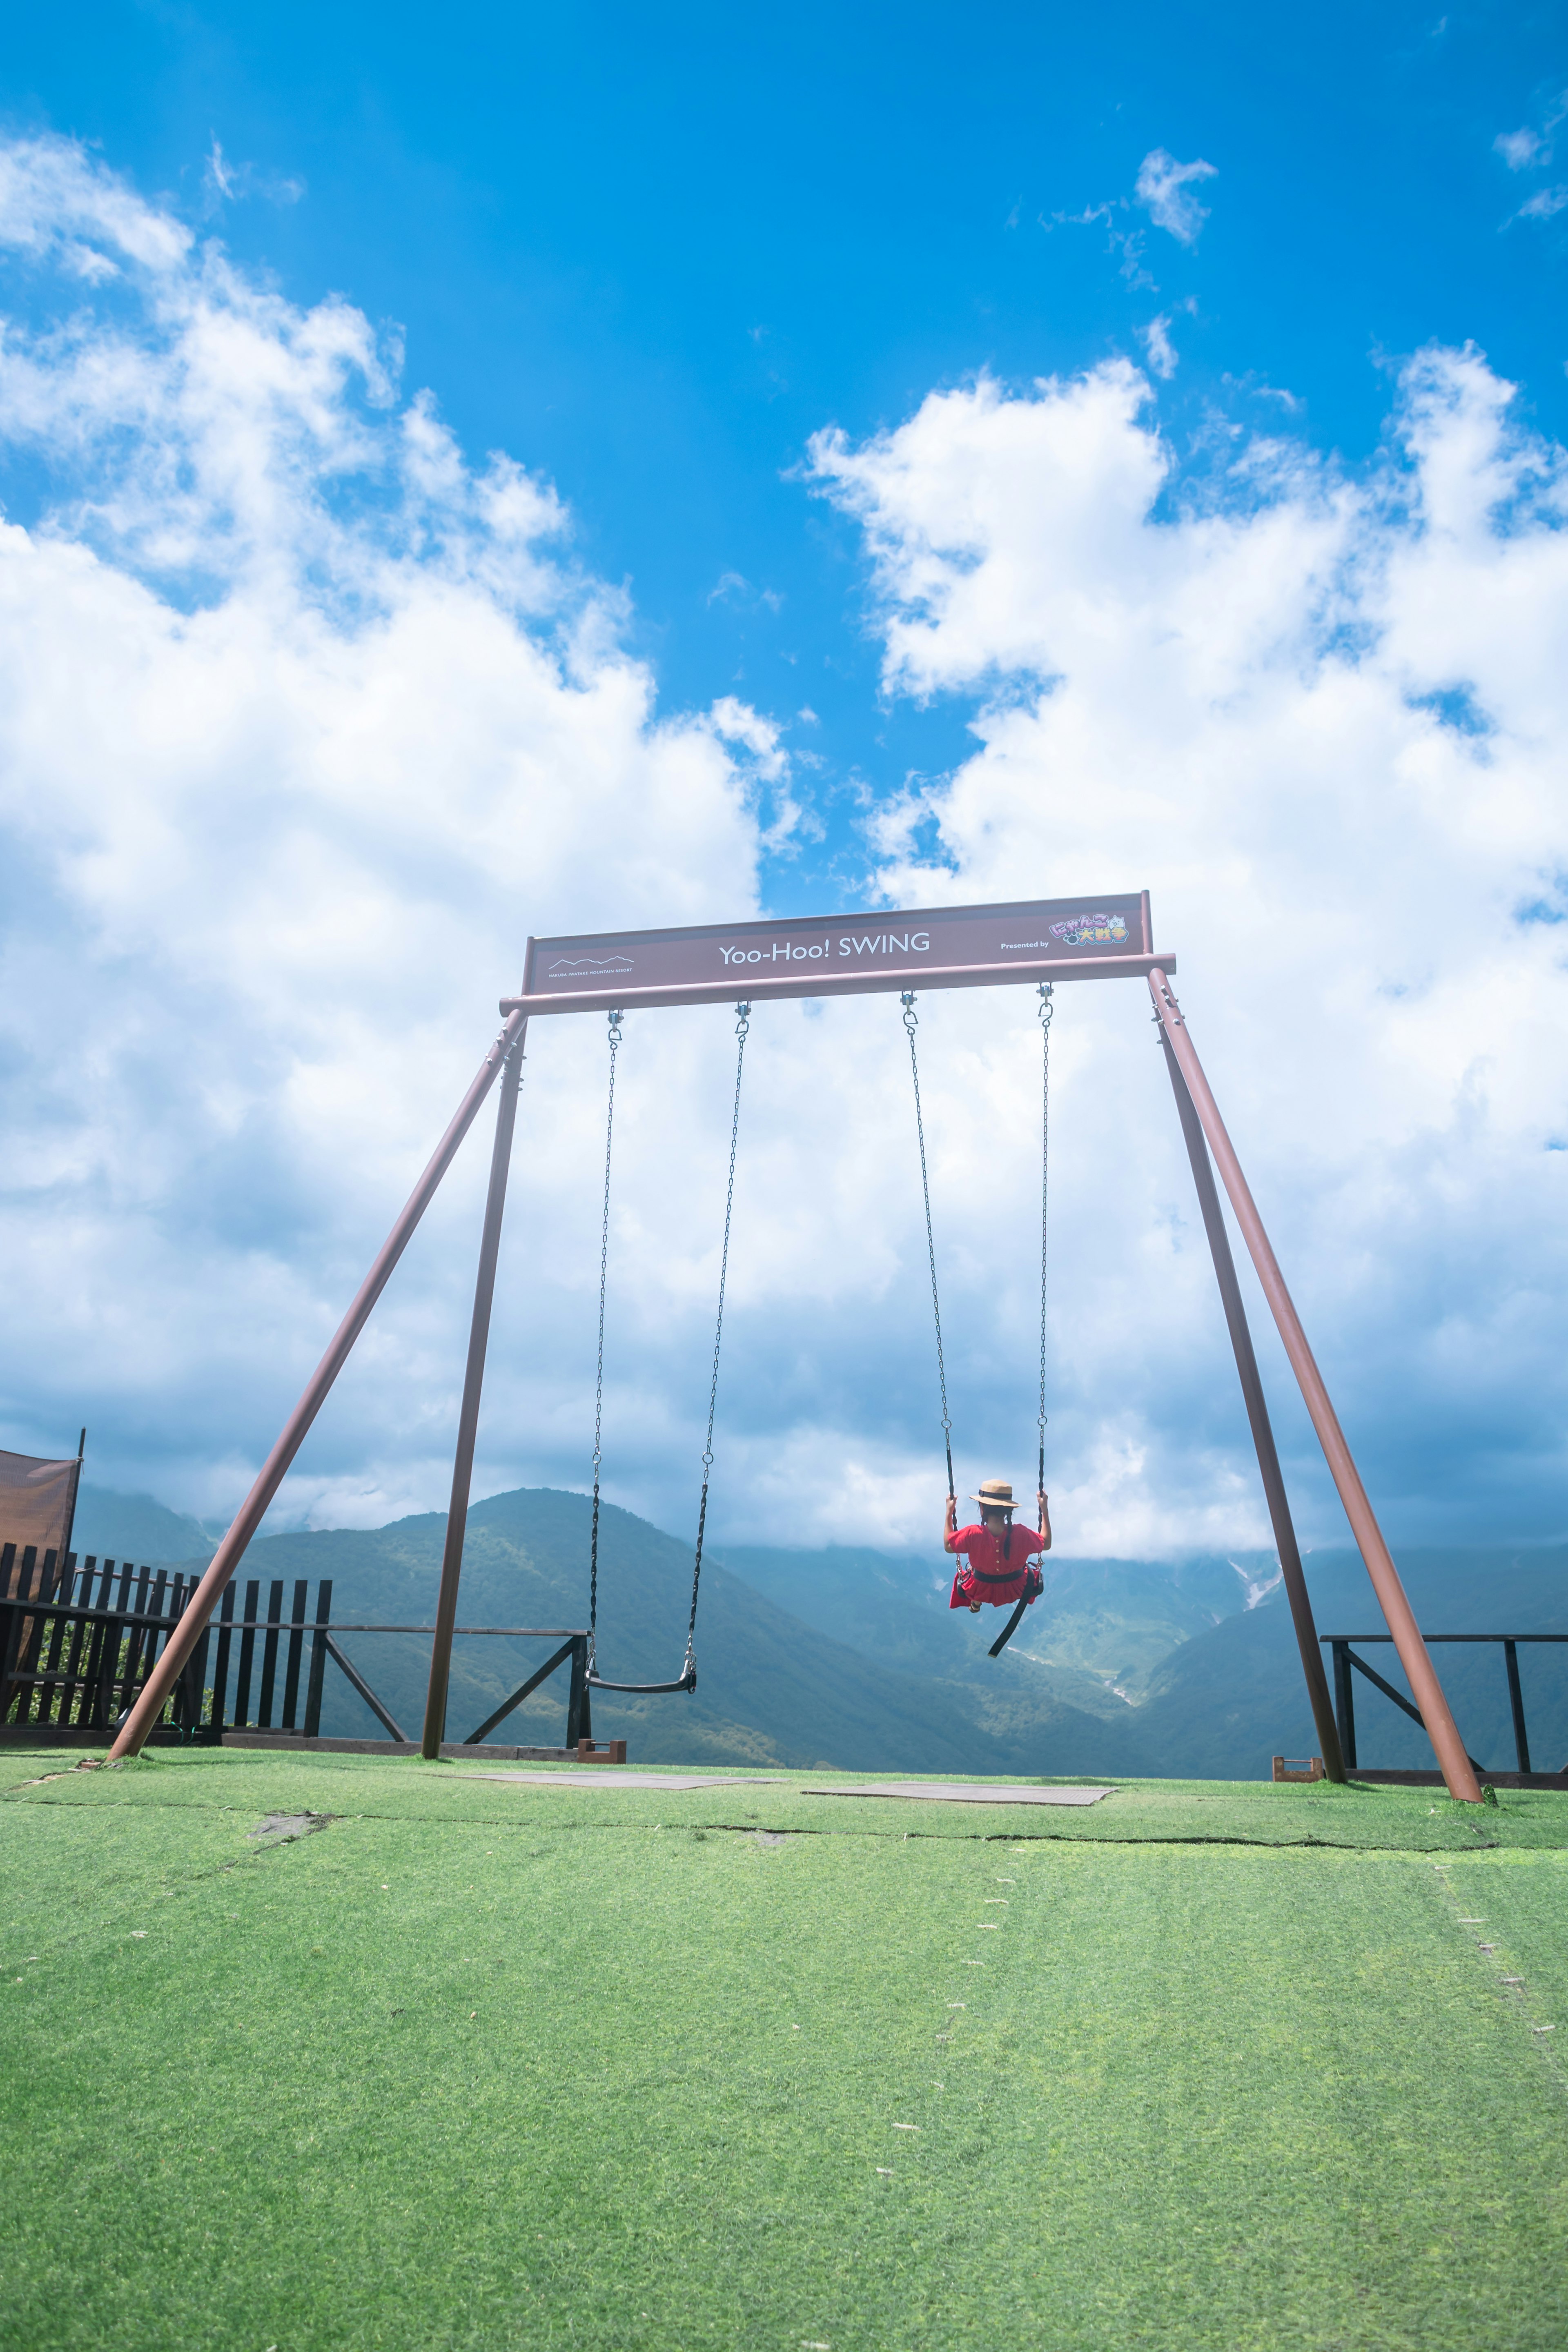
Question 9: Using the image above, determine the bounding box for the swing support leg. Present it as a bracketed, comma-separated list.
[421, 1027, 527, 1759]
[1159, 1029, 1345, 1782]
[105, 1010, 529, 1764]
[1149, 970, 1482, 1804]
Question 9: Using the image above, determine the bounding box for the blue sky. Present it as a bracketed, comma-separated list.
[2, 4, 1567, 1564]
[9, 0, 1567, 909]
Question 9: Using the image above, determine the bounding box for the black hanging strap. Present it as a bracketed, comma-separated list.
[989, 1591, 1033, 1659]
[589, 1000, 751, 1697]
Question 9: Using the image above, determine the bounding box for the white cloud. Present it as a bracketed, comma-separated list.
[807, 347, 1568, 1552]
[1134, 149, 1218, 245]
[1495, 89, 1568, 188]
[1140, 314, 1178, 379]
[202, 135, 305, 214]
[205, 138, 236, 200]
[1495, 127, 1545, 171]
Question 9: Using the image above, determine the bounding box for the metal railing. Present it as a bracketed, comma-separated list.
[1322, 1633, 1568, 1778]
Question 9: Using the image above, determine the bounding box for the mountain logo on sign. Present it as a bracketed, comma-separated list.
[547, 955, 635, 976]
[1050, 913, 1128, 948]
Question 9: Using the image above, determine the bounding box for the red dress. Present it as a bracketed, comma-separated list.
[946, 1521, 1047, 1610]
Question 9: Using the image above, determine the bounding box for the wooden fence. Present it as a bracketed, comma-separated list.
[0, 1541, 593, 1749]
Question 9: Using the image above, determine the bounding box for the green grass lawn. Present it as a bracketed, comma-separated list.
[3, 1751, 1567, 2350]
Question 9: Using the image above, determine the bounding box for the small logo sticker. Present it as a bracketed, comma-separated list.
[1050, 913, 1128, 948]
[547, 954, 635, 977]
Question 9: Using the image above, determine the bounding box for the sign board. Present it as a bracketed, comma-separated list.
[505, 892, 1166, 1017]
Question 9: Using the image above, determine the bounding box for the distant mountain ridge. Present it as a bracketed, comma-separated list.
[184, 1488, 1143, 1774]
[1136, 1545, 1568, 1778]
[68, 1484, 221, 1564]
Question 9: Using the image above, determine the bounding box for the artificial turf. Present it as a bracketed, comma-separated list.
[3, 1751, 1567, 2350]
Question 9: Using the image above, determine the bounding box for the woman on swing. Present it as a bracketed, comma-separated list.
[945, 1479, 1051, 1614]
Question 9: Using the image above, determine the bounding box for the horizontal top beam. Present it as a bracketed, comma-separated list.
[1321, 1633, 1568, 1644]
[503, 949, 1176, 1020]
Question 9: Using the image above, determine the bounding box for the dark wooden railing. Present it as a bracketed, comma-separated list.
[0, 1541, 593, 1750]
[1322, 1633, 1568, 1778]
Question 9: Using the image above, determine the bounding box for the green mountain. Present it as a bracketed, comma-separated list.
[69, 1484, 219, 1564]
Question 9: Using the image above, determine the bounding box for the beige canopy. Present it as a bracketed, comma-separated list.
[0, 1446, 82, 1571]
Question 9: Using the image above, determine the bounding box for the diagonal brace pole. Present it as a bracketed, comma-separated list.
[1342, 1646, 1487, 1776]
[1159, 1029, 1345, 1780]
[323, 1637, 408, 1744]
[105, 1009, 528, 1763]
[460, 1637, 578, 1747]
[422, 1033, 526, 1757]
[1148, 969, 1481, 1804]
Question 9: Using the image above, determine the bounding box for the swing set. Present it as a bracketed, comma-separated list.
[105, 892, 1485, 1803]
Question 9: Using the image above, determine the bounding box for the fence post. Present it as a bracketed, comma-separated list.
[0, 1544, 15, 1726]
[304, 1581, 333, 1739]
[257, 1580, 284, 1728]
[116, 1564, 151, 1723]
[234, 1579, 260, 1730]
[1330, 1640, 1356, 1770]
[35, 1556, 78, 1728]
[212, 1584, 237, 1735]
[1503, 1640, 1531, 1776]
[565, 1636, 592, 1750]
[56, 1560, 91, 1729]
[165, 1577, 188, 1729]
[281, 1579, 309, 1730]
[7, 1548, 45, 1720]
[181, 1614, 213, 1738]
[0, 1550, 32, 1723]
[86, 1563, 121, 1730]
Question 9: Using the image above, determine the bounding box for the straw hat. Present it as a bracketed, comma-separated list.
[971, 1479, 1016, 1510]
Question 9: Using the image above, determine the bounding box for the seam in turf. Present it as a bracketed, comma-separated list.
[0, 1791, 1519, 1854]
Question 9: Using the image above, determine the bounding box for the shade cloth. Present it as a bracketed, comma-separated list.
[0, 1447, 82, 1575]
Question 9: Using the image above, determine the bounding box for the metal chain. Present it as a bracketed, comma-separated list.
[1037, 983, 1053, 1495]
[586, 1006, 624, 1673]
[902, 992, 955, 1499]
[684, 1001, 751, 1677]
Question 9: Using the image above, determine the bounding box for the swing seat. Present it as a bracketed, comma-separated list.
[949, 1562, 1044, 1611]
[586, 1665, 697, 1695]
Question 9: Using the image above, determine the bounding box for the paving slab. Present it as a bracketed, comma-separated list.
[445, 1770, 777, 1791]
[802, 1781, 1114, 1806]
